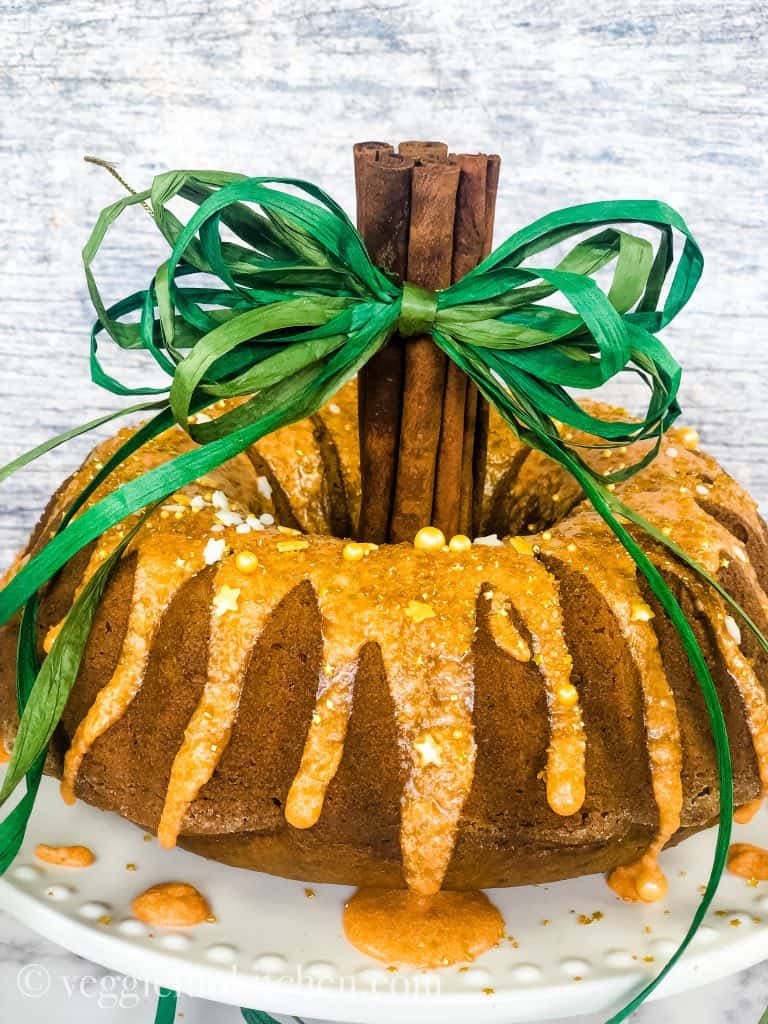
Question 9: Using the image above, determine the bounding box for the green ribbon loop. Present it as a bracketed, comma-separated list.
[398, 281, 438, 337]
[0, 167, 759, 1024]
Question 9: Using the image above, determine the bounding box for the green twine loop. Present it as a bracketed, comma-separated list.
[398, 281, 438, 337]
[0, 166, 765, 1024]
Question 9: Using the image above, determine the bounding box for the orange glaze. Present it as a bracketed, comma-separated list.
[131, 882, 211, 928]
[35, 843, 95, 868]
[735, 799, 763, 824]
[343, 888, 504, 968]
[727, 843, 768, 881]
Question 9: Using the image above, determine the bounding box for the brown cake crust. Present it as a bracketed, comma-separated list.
[1, 390, 766, 891]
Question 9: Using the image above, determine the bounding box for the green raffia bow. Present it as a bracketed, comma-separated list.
[1, 168, 767, 1024]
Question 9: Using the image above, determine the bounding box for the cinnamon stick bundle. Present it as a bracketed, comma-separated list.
[353, 139, 500, 545]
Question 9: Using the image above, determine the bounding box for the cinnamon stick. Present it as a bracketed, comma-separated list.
[398, 140, 449, 161]
[433, 153, 491, 538]
[470, 154, 501, 535]
[354, 145, 414, 542]
[389, 158, 460, 543]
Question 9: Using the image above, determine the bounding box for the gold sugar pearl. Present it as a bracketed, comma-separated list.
[413, 526, 446, 552]
[343, 541, 365, 562]
[235, 550, 259, 574]
[448, 534, 472, 553]
[556, 683, 579, 708]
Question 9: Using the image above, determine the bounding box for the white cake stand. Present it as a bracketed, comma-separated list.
[1, 773, 767, 1023]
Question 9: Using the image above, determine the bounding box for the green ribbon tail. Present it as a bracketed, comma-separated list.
[0, 599, 45, 873]
[153, 988, 177, 1023]
[554, 449, 733, 1023]
[0, 506, 158, 807]
[240, 1009, 283, 1024]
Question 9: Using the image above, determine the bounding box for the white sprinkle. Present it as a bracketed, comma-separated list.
[190, 495, 206, 512]
[695, 484, 709, 496]
[734, 546, 748, 563]
[161, 503, 187, 513]
[724, 615, 742, 645]
[211, 524, 225, 532]
[175, 558, 187, 569]
[256, 476, 273, 501]
[474, 533, 503, 547]
[216, 510, 244, 527]
[666, 446, 679, 458]
[203, 538, 227, 565]
[193, 412, 212, 424]
[260, 513, 275, 527]
[328, 403, 341, 414]
[246, 515, 265, 531]
[236, 523, 251, 534]
[211, 490, 230, 511]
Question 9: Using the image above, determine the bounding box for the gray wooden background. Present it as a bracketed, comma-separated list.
[1, 0, 767, 567]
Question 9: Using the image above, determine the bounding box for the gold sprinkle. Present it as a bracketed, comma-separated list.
[143, 834, 152, 842]
[405, 600, 436, 623]
[577, 911, 604, 925]
[679, 426, 700, 450]
[98, 915, 112, 926]
[413, 526, 446, 552]
[541, 918, 550, 927]
[631, 601, 655, 623]
[304, 887, 316, 899]
[235, 550, 259, 574]
[729, 918, 742, 927]
[482, 987, 495, 996]
[126, 863, 137, 872]
[277, 539, 309, 553]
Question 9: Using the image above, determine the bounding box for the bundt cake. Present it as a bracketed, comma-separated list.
[2, 381, 767, 913]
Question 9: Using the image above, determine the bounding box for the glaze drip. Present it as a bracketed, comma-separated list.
[539, 519, 683, 903]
